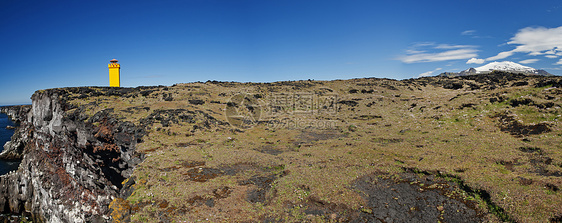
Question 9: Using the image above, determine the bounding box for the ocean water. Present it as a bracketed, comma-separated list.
[0, 113, 21, 175]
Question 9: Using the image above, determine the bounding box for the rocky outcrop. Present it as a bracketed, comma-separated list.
[0, 89, 145, 222]
[459, 67, 476, 75]
[0, 105, 31, 124]
[0, 105, 31, 160]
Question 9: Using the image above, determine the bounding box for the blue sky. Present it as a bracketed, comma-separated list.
[1, 0, 562, 105]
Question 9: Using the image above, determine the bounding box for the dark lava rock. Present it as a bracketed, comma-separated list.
[517, 147, 542, 154]
[351, 173, 484, 223]
[535, 102, 555, 109]
[163, 93, 173, 101]
[139, 90, 154, 97]
[188, 99, 205, 105]
[493, 113, 551, 137]
[459, 103, 476, 109]
[512, 81, 528, 87]
[489, 96, 506, 103]
[338, 100, 358, 107]
[443, 82, 464, 90]
[535, 79, 562, 88]
[240, 175, 277, 203]
[510, 98, 533, 107]
[139, 109, 225, 129]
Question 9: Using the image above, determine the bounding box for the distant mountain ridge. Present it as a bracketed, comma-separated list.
[440, 61, 553, 77]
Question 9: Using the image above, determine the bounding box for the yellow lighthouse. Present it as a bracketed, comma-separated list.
[108, 59, 120, 87]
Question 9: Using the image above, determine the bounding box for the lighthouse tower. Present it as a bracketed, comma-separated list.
[108, 59, 120, 87]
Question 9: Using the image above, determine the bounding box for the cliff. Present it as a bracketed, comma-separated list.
[0, 89, 145, 222]
[1, 105, 31, 160]
[0, 105, 31, 124]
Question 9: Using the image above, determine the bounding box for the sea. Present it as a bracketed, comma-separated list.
[0, 113, 21, 175]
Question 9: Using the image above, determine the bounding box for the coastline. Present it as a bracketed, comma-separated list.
[0, 112, 20, 175]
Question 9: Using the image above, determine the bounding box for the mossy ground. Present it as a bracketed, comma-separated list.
[70, 75, 561, 222]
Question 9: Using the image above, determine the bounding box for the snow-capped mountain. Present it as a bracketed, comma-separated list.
[472, 61, 537, 74]
[440, 61, 552, 77]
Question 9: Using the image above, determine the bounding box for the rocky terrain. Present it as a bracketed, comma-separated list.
[1, 71, 562, 222]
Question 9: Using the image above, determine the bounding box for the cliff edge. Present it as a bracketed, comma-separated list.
[1, 105, 31, 160]
[0, 89, 144, 222]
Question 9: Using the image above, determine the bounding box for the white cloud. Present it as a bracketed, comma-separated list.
[460, 30, 492, 39]
[445, 62, 456, 66]
[418, 68, 442, 78]
[466, 58, 485, 64]
[418, 71, 432, 77]
[509, 26, 562, 54]
[400, 42, 479, 63]
[413, 42, 436, 47]
[435, 44, 477, 49]
[545, 55, 558, 59]
[487, 51, 515, 61]
[519, 59, 539, 64]
[400, 49, 478, 63]
[418, 71, 433, 77]
[556, 59, 562, 65]
[406, 49, 426, 54]
[488, 26, 562, 61]
[461, 30, 476, 35]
